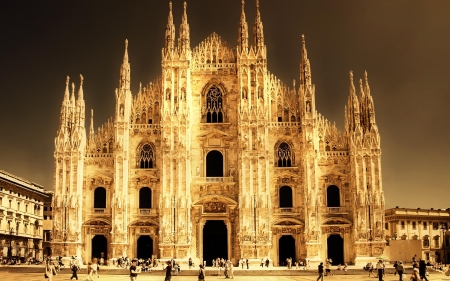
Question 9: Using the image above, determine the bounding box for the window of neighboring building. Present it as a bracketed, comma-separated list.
[44, 231, 51, 242]
[433, 222, 439, 230]
[434, 236, 440, 247]
[139, 187, 152, 209]
[401, 221, 405, 229]
[44, 215, 47, 220]
[139, 144, 154, 169]
[423, 237, 430, 247]
[385, 222, 389, 230]
[277, 142, 292, 167]
[205, 86, 223, 123]
[94, 187, 107, 208]
[279, 186, 293, 208]
[412, 221, 416, 230]
[423, 222, 427, 230]
[44, 207, 47, 211]
[326, 185, 340, 207]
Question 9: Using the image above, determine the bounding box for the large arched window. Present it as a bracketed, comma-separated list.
[139, 144, 154, 168]
[94, 187, 106, 208]
[326, 185, 340, 207]
[279, 186, 293, 208]
[206, 150, 223, 177]
[277, 142, 292, 167]
[206, 86, 223, 123]
[139, 187, 152, 209]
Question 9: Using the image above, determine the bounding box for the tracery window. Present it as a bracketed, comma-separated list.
[277, 142, 292, 167]
[139, 144, 154, 169]
[205, 86, 223, 123]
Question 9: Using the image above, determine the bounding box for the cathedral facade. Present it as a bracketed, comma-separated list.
[52, 1, 385, 265]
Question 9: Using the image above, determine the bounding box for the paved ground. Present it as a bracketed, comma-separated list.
[0, 270, 449, 281]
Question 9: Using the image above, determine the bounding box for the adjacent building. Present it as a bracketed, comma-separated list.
[384, 207, 450, 263]
[51, 1, 385, 265]
[0, 170, 47, 261]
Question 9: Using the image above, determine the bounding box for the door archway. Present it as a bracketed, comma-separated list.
[137, 235, 153, 259]
[203, 220, 227, 265]
[327, 234, 343, 265]
[91, 235, 107, 261]
[279, 235, 296, 266]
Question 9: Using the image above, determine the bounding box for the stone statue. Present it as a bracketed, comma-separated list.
[229, 166, 235, 177]
[196, 167, 200, 176]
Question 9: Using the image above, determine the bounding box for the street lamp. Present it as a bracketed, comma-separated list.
[441, 223, 447, 266]
[7, 227, 15, 258]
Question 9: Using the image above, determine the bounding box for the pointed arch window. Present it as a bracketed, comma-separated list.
[277, 142, 292, 167]
[139, 144, 154, 168]
[205, 86, 223, 123]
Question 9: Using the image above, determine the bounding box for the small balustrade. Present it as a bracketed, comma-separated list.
[94, 208, 105, 213]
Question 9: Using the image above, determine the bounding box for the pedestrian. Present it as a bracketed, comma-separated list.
[91, 258, 99, 278]
[393, 261, 398, 275]
[164, 260, 172, 281]
[189, 257, 193, 269]
[368, 262, 375, 277]
[228, 260, 234, 279]
[325, 262, 334, 276]
[246, 258, 249, 269]
[86, 261, 94, 281]
[419, 259, 428, 281]
[411, 263, 420, 281]
[45, 260, 56, 281]
[261, 258, 264, 267]
[265, 258, 270, 268]
[317, 262, 324, 281]
[129, 259, 141, 281]
[241, 258, 244, 269]
[70, 261, 80, 280]
[396, 261, 404, 281]
[198, 264, 205, 281]
[376, 260, 384, 281]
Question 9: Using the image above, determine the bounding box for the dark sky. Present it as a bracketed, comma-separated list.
[1, 0, 449, 209]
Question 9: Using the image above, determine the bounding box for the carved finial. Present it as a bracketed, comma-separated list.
[302, 34, 305, 44]
[256, 0, 259, 8]
[80, 74, 84, 85]
[349, 70, 353, 82]
[169, 1, 172, 11]
[184, 1, 187, 11]
[66, 75, 70, 86]
[364, 70, 368, 83]
[125, 39, 128, 48]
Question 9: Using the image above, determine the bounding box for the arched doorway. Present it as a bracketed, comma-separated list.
[92, 235, 107, 260]
[206, 151, 223, 177]
[279, 235, 296, 266]
[327, 234, 343, 265]
[203, 220, 227, 265]
[137, 235, 153, 259]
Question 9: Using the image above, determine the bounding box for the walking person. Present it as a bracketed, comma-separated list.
[164, 260, 172, 281]
[228, 260, 235, 279]
[85, 261, 94, 281]
[91, 258, 99, 278]
[45, 260, 56, 281]
[396, 261, 404, 281]
[189, 257, 193, 269]
[325, 261, 334, 276]
[70, 261, 80, 280]
[419, 259, 428, 281]
[198, 264, 205, 281]
[317, 262, 324, 281]
[376, 260, 384, 281]
[411, 263, 420, 281]
[246, 258, 249, 269]
[129, 259, 141, 281]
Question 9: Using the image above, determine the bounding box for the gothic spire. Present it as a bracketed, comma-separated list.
[119, 39, 130, 90]
[346, 70, 360, 132]
[77, 74, 84, 100]
[89, 109, 94, 138]
[64, 75, 70, 101]
[300, 35, 312, 89]
[253, 0, 264, 49]
[179, 1, 190, 53]
[238, 0, 249, 52]
[165, 1, 175, 52]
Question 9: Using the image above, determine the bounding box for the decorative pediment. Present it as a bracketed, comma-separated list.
[91, 174, 113, 185]
[192, 194, 238, 207]
[321, 217, 352, 226]
[272, 218, 304, 227]
[129, 220, 158, 227]
[275, 171, 301, 183]
[197, 128, 233, 139]
[131, 175, 159, 184]
[83, 219, 111, 226]
[321, 172, 347, 183]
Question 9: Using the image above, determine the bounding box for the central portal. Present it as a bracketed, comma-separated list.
[203, 220, 227, 266]
[137, 235, 153, 259]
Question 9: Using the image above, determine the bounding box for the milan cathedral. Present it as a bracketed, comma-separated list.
[52, 0, 385, 265]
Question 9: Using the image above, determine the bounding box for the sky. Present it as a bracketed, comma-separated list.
[1, 0, 449, 209]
